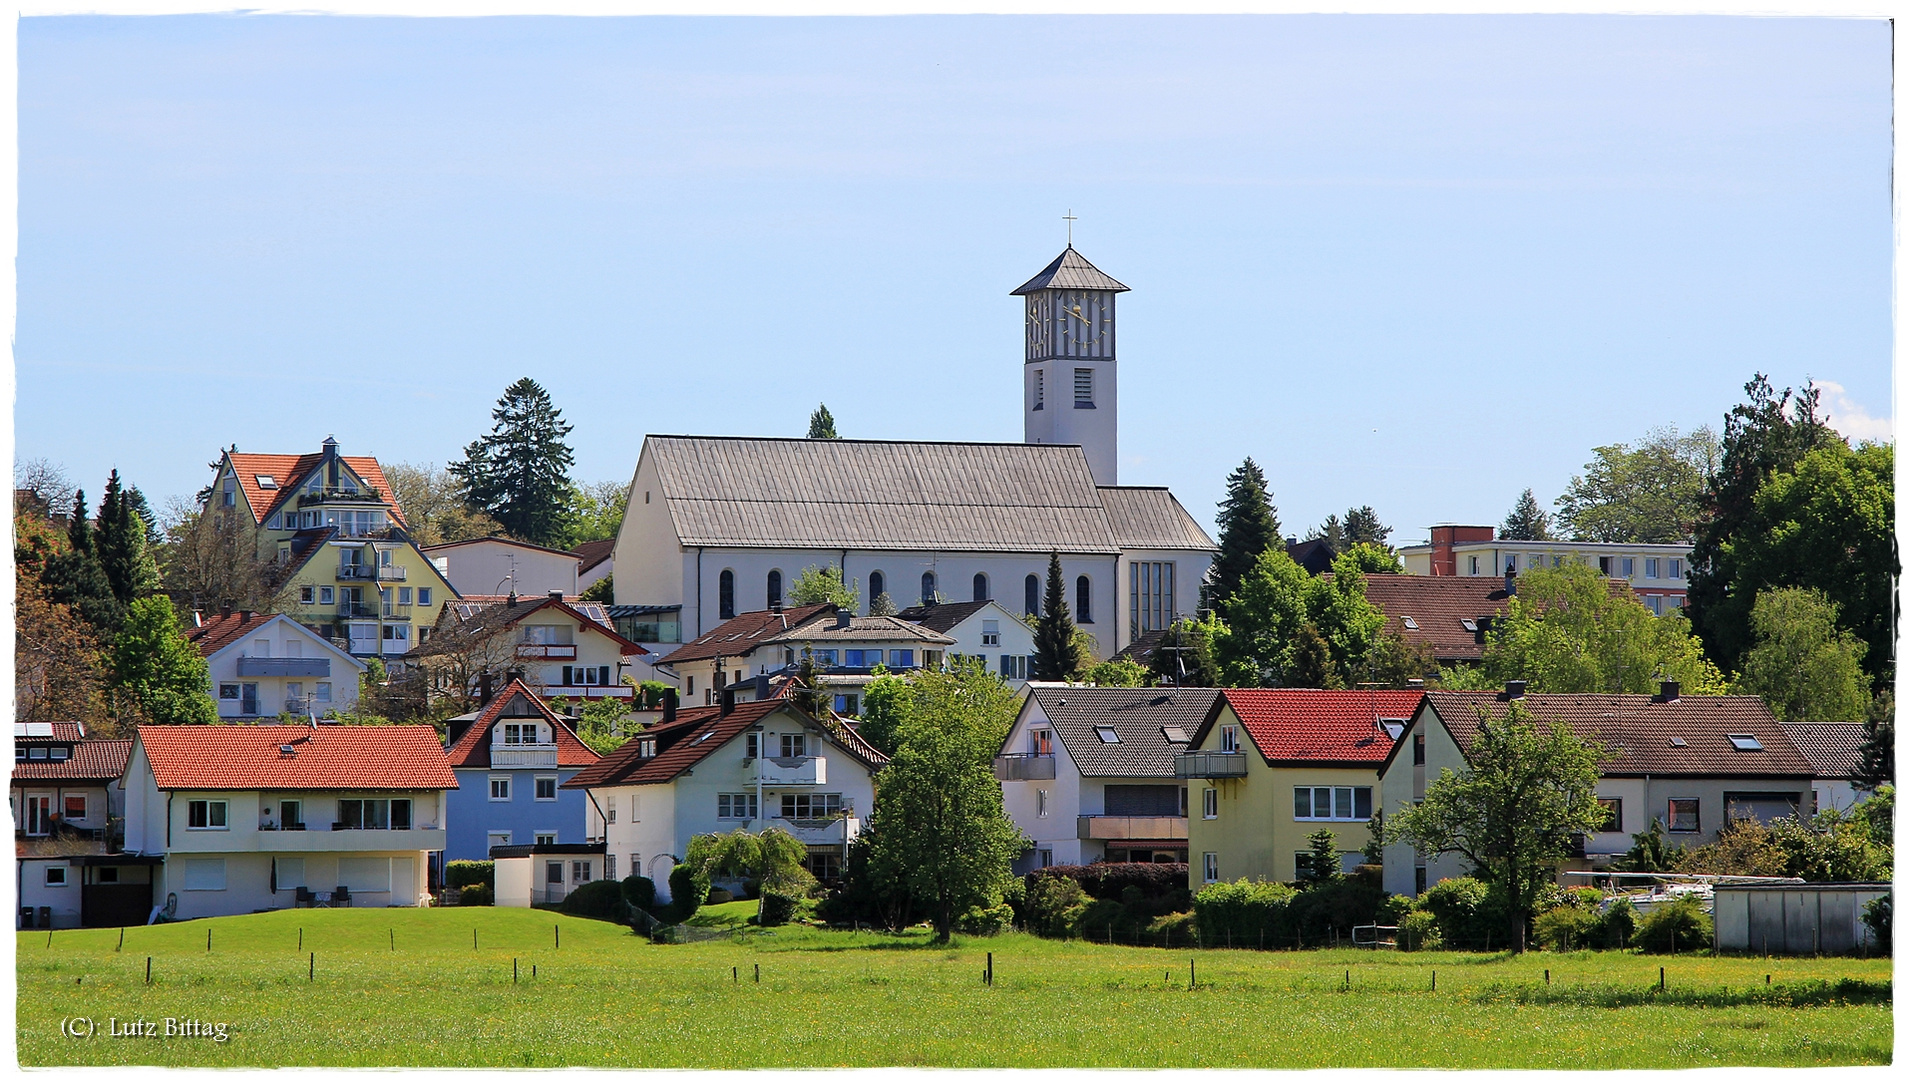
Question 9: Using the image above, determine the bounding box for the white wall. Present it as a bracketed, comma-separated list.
[496, 856, 533, 908]
[19, 859, 83, 928]
[431, 541, 579, 598]
[204, 617, 364, 718]
[940, 602, 1040, 687]
[998, 696, 1085, 867]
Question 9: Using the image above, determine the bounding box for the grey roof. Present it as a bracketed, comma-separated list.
[896, 600, 995, 634]
[644, 436, 1212, 555]
[767, 615, 955, 646]
[1021, 685, 1222, 777]
[1779, 722, 1869, 779]
[1098, 486, 1219, 552]
[1011, 247, 1131, 295]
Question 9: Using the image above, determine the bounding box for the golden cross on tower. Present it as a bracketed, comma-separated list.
[1063, 209, 1077, 247]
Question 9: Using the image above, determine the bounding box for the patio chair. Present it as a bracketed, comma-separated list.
[332, 885, 352, 908]
[295, 886, 315, 908]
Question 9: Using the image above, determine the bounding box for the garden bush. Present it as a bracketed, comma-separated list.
[1287, 875, 1384, 944]
[758, 890, 798, 927]
[458, 883, 494, 907]
[1025, 862, 1190, 903]
[705, 886, 735, 906]
[663, 863, 710, 923]
[1027, 875, 1090, 938]
[956, 900, 1014, 936]
[560, 879, 628, 921]
[1191, 879, 1297, 948]
[1862, 893, 1890, 954]
[1418, 877, 1511, 951]
[445, 860, 494, 890]
[1397, 910, 1439, 951]
[621, 874, 656, 910]
[1635, 895, 1713, 954]
[1534, 906, 1597, 952]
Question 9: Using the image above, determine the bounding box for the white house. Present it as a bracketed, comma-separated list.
[423, 537, 581, 599]
[896, 600, 1040, 687]
[187, 611, 369, 720]
[564, 694, 886, 896]
[13, 723, 141, 929]
[122, 724, 456, 919]
[412, 591, 655, 705]
[996, 686, 1217, 871]
[574, 539, 615, 595]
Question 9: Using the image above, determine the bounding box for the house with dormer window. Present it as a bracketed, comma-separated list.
[414, 591, 653, 709]
[187, 611, 368, 719]
[13, 722, 145, 929]
[439, 679, 601, 866]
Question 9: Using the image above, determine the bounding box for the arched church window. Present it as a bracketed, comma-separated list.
[719, 569, 735, 620]
[1025, 574, 1040, 617]
[920, 572, 937, 607]
[973, 573, 989, 603]
[766, 569, 783, 611]
[869, 571, 886, 607]
[1076, 575, 1093, 624]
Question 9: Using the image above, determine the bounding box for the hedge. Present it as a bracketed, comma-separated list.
[445, 860, 494, 890]
[559, 879, 629, 921]
[1025, 862, 1189, 902]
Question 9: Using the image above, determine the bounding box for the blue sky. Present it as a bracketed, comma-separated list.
[15, 14, 1893, 543]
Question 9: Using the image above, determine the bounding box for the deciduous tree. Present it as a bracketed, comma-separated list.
[787, 565, 860, 609]
[383, 462, 505, 546]
[108, 596, 218, 725]
[1553, 425, 1718, 543]
[1735, 588, 1870, 725]
[451, 378, 578, 547]
[1147, 615, 1221, 688]
[159, 498, 282, 618]
[567, 479, 629, 546]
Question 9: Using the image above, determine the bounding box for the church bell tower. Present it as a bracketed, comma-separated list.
[1013, 245, 1129, 485]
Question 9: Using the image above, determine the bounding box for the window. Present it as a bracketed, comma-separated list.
[535, 777, 558, 801]
[535, 833, 557, 847]
[1031, 728, 1053, 756]
[1597, 798, 1624, 833]
[417, 587, 432, 606]
[1130, 561, 1174, 636]
[1039, 848, 1054, 868]
[182, 858, 226, 891]
[337, 799, 406, 829]
[522, 624, 572, 646]
[1727, 734, 1764, 752]
[1036, 789, 1049, 817]
[981, 619, 1000, 647]
[1076, 575, 1092, 623]
[221, 478, 236, 507]
[887, 649, 914, 668]
[1033, 368, 1044, 410]
[867, 570, 885, 605]
[1413, 732, 1425, 765]
[382, 624, 409, 643]
[489, 777, 511, 801]
[973, 573, 989, 602]
[606, 854, 616, 880]
[572, 861, 592, 884]
[1094, 725, 1121, 744]
[1293, 786, 1374, 821]
[300, 586, 315, 604]
[718, 569, 736, 620]
[1202, 852, 1219, 884]
[781, 793, 843, 819]
[1162, 726, 1189, 745]
[319, 586, 335, 605]
[1219, 725, 1239, 754]
[1203, 788, 1218, 819]
[779, 733, 807, 758]
[274, 858, 304, 890]
[314, 682, 332, 703]
[49, 747, 69, 762]
[1668, 798, 1701, 832]
[280, 800, 304, 829]
[833, 693, 860, 716]
[488, 831, 512, 851]
[637, 738, 657, 759]
[606, 797, 617, 824]
[1000, 654, 1028, 680]
[718, 793, 759, 819]
[64, 795, 87, 820]
[921, 571, 937, 606]
[766, 569, 783, 610]
[1074, 367, 1095, 408]
[45, 865, 68, 887]
[219, 684, 241, 700]
[1644, 558, 1660, 579]
[503, 723, 540, 745]
[187, 800, 228, 829]
[1669, 558, 1684, 579]
[1669, 736, 1687, 747]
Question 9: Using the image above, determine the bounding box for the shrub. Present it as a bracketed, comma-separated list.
[445, 860, 495, 890]
[1027, 875, 1090, 938]
[758, 890, 798, 927]
[1287, 875, 1384, 943]
[560, 879, 627, 921]
[1377, 893, 1417, 926]
[1862, 893, 1891, 953]
[1397, 910, 1439, 951]
[1191, 879, 1297, 948]
[459, 883, 494, 907]
[1026, 862, 1190, 903]
[956, 901, 1014, 936]
[1595, 900, 1637, 950]
[663, 863, 710, 923]
[1534, 906, 1597, 952]
[1149, 910, 1197, 944]
[1418, 877, 1510, 951]
[621, 874, 656, 910]
[1635, 895, 1713, 954]
[705, 886, 735, 906]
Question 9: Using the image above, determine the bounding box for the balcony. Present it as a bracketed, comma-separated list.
[1078, 815, 1189, 841]
[518, 644, 578, 660]
[994, 754, 1058, 781]
[777, 814, 861, 845]
[490, 745, 560, 769]
[338, 564, 405, 582]
[743, 756, 827, 786]
[336, 603, 381, 619]
[202, 824, 445, 853]
[1175, 751, 1248, 779]
[237, 657, 332, 678]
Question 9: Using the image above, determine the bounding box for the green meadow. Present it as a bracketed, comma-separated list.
[15, 906, 1892, 1068]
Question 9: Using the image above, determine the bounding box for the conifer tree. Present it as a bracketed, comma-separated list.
[40, 489, 122, 633]
[1500, 488, 1554, 541]
[452, 378, 578, 547]
[1032, 552, 1083, 681]
[1211, 458, 1281, 609]
[807, 403, 841, 439]
[1287, 622, 1341, 689]
[96, 470, 161, 605]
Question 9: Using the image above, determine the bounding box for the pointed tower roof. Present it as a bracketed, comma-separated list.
[1011, 246, 1131, 295]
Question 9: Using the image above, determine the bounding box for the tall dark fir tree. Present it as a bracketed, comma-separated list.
[452, 378, 578, 548]
[807, 403, 840, 439]
[96, 470, 160, 606]
[1032, 552, 1082, 681]
[40, 489, 122, 632]
[1211, 457, 1281, 609]
[1500, 489, 1554, 541]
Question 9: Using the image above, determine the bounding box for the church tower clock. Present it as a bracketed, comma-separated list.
[1012, 244, 1130, 484]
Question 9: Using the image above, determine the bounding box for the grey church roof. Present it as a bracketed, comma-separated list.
[643, 435, 1214, 555]
[1011, 247, 1131, 295]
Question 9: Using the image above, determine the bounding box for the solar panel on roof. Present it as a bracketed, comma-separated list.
[13, 723, 53, 738]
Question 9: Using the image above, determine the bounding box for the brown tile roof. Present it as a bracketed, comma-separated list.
[1112, 629, 1167, 666]
[12, 739, 133, 784]
[1778, 722, 1869, 779]
[1211, 689, 1424, 765]
[564, 696, 885, 789]
[1096, 486, 1218, 552]
[443, 680, 600, 769]
[896, 600, 994, 635]
[138, 724, 457, 791]
[654, 605, 835, 667]
[765, 615, 955, 646]
[1352, 574, 1513, 663]
[226, 451, 405, 528]
[573, 539, 616, 574]
[1410, 691, 1814, 778]
[1022, 686, 1222, 777]
[412, 595, 645, 658]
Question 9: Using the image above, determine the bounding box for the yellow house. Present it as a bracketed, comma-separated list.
[209, 438, 458, 660]
[1181, 689, 1423, 891]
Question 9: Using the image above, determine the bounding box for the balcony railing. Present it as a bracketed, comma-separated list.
[518, 643, 577, 660]
[1175, 751, 1248, 779]
[237, 657, 332, 677]
[336, 603, 381, 619]
[778, 814, 861, 844]
[993, 753, 1058, 781]
[337, 564, 405, 581]
[491, 745, 560, 768]
[743, 755, 827, 786]
[1078, 815, 1189, 841]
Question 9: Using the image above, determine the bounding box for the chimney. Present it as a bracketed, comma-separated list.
[548, 590, 565, 604]
[478, 671, 494, 706]
[835, 609, 852, 630]
[720, 686, 736, 716]
[754, 672, 770, 701]
[507, 592, 518, 607]
[1657, 680, 1680, 703]
[506, 668, 524, 685]
[663, 688, 678, 724]
[1504, 679, 1527, 700]
[322, 436, 340, 489]
[220, 598, 234, 616]
[1504, 564, 1517, 595]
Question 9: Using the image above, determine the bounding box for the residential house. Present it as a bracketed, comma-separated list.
[14, 724, 143, 929]
[996, 686, 1220, 871]
[564, 694, 887, 895]
[441, 679, 602, 865]
[187, 611, 368, 720]
[896, 600, 1039, 688]
[1356, 574, 1518, 668]
[424, 536, 580, 599]
[1377, 685, 1817, 897]
[493, 843, 609, 907]
[647, 604, 835, 707]
[1182, 689, 1423, 891]
[1399, 525, 1693, 614]
[206, 437, 460, 656]
[122, 724, 456, 918]
[1779, 722, 1875, 814]
[758, 611, 955, 717]
[411, 591, 653, 707]
[574, 539, 615, 595]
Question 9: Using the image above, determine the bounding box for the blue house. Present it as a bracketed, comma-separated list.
[442, 679, 601, 868]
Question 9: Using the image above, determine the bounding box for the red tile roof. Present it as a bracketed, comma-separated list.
[444, 680, 601, 769]
[137, 724, 457, 791]
[413, 595, 645, 658]
[12, 739, 133, 784]
[184, 611, 358, 662]
[1406, 691, 1814, 778]
[656, 605, 835, 666]
[1208, 689, 1423, 764]
[226, 452, 406, 528]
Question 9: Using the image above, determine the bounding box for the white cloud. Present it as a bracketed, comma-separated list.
[1811, 380, 1893, 443]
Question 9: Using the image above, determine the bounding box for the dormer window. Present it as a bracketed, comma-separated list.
[1401, 616, 1419, 630]
[1095, 726, 1121, 744]
[639, 739, 658, 758]
[502, 723, 540, 745]
[255, 475, 278, 490]
[1726, 734, 1763, 752]
[48, 746, 69, 761]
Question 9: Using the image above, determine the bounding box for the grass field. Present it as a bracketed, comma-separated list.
[15, 907, 1893, 1068]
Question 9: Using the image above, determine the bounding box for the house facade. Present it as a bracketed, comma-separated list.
[14, 723, 142, 929]
[187, 611, 368, 720]
[647, 604, 835, 707]
[1399, 525, 1693, 614]
[996, 686, 1218, 871]
[122, 724, 456, 919]
[897, 600, 1040, 688]
[564, 695, 886, 894]
[413, 592, 653, 706]
[441, 679, 602, 864]
[424, 537, 580, 599]
[1181, 689, 1423, 890]
[1378, 687, 1817, 897]
[207, 438, 460, 656]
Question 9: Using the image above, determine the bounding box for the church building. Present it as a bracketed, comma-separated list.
[609, 245, 1216, 661]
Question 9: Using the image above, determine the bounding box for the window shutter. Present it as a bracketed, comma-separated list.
[562, 666, 573, 686]
[600, 666, 611, 687]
